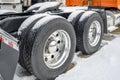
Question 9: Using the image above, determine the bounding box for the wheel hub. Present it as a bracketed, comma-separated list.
[43, 30, 71, 69]
[88, 20, 101, 47]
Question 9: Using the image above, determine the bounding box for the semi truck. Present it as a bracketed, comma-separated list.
[0, 0, 120, 80]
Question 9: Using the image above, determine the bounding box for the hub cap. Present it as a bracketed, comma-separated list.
[88, 21, 101, 47]
[43, 30, 71, 69]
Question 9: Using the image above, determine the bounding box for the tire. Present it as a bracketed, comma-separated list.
[68, 10, 84, 51]
[0, 10, 17, 33]
[76, 11, 104, 55]
[18, 14, 48, 70]
[67, 10, 84, 27]
[22, 15, 76, 80]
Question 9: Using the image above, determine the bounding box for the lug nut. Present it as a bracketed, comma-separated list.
[56, 48, 59, 52]
[57, 40, 61, 44]
[51, 55, 54, 58]
[56, 34, 59, 37]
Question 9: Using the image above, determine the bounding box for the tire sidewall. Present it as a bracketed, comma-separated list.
[83, 13, 103, 54]
[68, 11, 84, 27]
[18, 14, 47, 69]
[30, 18, 76, 79]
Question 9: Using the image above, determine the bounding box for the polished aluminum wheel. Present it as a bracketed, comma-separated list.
[88, 20, 101, 47]
[43, 30, 71, 69]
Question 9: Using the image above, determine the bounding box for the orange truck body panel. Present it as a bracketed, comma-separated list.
[66, 0, 120, 9]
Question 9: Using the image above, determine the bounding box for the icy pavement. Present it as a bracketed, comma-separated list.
[14, 33, 120, 80]
[14, 64, 36, 80]
[56, 34, 120, 80]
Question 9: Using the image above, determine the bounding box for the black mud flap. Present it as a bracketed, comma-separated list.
[0, 28, 19, 80]
[0, 42, 19, 80]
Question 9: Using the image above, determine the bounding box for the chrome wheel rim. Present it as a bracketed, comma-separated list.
[88, 21, 101, 47]
[43, 30, 71, 69]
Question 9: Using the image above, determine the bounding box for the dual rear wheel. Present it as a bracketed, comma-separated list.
[68, 11, 103, 55]
[18, 11, 103, 80]
[0, 9, 104, 80]
[18, 15, 76, 80]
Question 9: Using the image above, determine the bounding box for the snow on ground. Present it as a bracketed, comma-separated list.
[56, 34, 120, 80]
[108, 26, 118, 32]
[14, 32, 120, 80]
[14, 64, 36, 80]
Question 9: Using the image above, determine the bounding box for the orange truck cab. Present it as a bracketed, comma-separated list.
[66, 0, 120, 10]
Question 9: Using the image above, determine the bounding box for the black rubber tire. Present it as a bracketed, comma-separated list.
[67, 10, 85, 27]
[0, 10, 18, 34]
[22, 15, 76, 80]
[68, 10, 84, 51]
[18, 14, 48, 70]
[76, 11, 104, 55]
